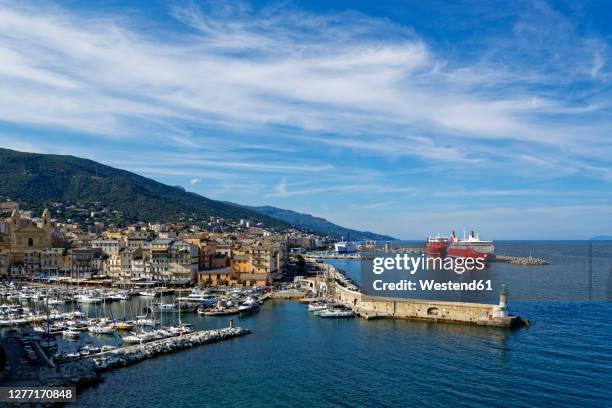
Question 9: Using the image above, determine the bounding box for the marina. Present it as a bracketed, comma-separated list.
[0, 282, 269, 395]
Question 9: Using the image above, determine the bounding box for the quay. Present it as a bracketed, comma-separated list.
[319, 264, 528, 328]
[88, 326, 250, 372]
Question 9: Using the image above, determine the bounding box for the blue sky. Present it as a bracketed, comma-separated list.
[0, 0, 611, 239]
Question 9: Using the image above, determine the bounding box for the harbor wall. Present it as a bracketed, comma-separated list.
[333, 284, 521, 327]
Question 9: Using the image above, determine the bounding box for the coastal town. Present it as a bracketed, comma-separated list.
[0, 199, 331, 286]
[0, 198, 529, 400]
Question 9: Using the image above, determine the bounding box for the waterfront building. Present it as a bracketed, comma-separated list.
[70, 247, 91, 280]
[0, 209, 54, 278]
[24, 250, 41, 277]
[92, 238, 125, 256]
[197, 266, 233, 286]
[40, 248, 70, 278]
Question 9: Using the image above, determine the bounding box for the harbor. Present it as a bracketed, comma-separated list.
[0, 241, 609, 407]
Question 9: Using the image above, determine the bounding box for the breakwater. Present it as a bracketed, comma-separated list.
[321, 262, 527, 328]
[89, 327, 250, 372]
[333, 284, 526, 327]
[492, 255, 550, 265]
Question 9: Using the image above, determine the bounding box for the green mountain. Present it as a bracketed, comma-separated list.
[245, 205, 396, 241]
[0, 148, 288, 228]
[0, 148, 394, 240]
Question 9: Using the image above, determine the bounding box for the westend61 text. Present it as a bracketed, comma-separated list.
[372, 279, 493, 292]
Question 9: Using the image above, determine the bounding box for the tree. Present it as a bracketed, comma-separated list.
[296, 255, 306, 275]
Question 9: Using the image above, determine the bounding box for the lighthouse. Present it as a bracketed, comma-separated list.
[494, 285, 509, 318]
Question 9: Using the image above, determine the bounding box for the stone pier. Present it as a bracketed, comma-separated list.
[333, 284, 525, 328]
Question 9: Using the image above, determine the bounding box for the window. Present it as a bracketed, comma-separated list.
[28, 238, 34, 247]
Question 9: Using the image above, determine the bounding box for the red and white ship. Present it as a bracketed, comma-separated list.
[426, 230, 494, 259]
[447, 230, 494, 259]
[425, 235, 449, 256]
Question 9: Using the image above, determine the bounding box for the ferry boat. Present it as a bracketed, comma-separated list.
[426, 235, 449, 256]
[447, 231, 494, 259]
[426, 230, 494, 259]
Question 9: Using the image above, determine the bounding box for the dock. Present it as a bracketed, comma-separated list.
[88, 326, 250, 372]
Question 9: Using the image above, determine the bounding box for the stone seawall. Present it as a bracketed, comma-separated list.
[89, 327, 250, 372]
[333, 284, 524, 327]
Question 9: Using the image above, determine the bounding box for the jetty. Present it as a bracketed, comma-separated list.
[491, 255, 550, 265]
[319, 263, 528, 328]
[88, 326, 250, 372]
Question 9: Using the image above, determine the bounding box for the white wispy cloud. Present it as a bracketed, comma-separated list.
[0, 0, 611, 238]
[0, 0, 608, 169]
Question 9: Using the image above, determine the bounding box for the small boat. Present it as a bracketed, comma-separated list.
[76, 295, 103, 304]
[79, 345, 101, 355]
[62, 329, 80, 339]
[134, 316, 157, 326]
[115, 321, 134, 331]
[308, 302, 329, 313]
[319, 308, 355, 318]
[139, 290, 158, 297]
[199, 307, 239, 316]
[88, 324, 116, 334]
[152, 303, 177, 312]
[238, 298, 260, 314]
